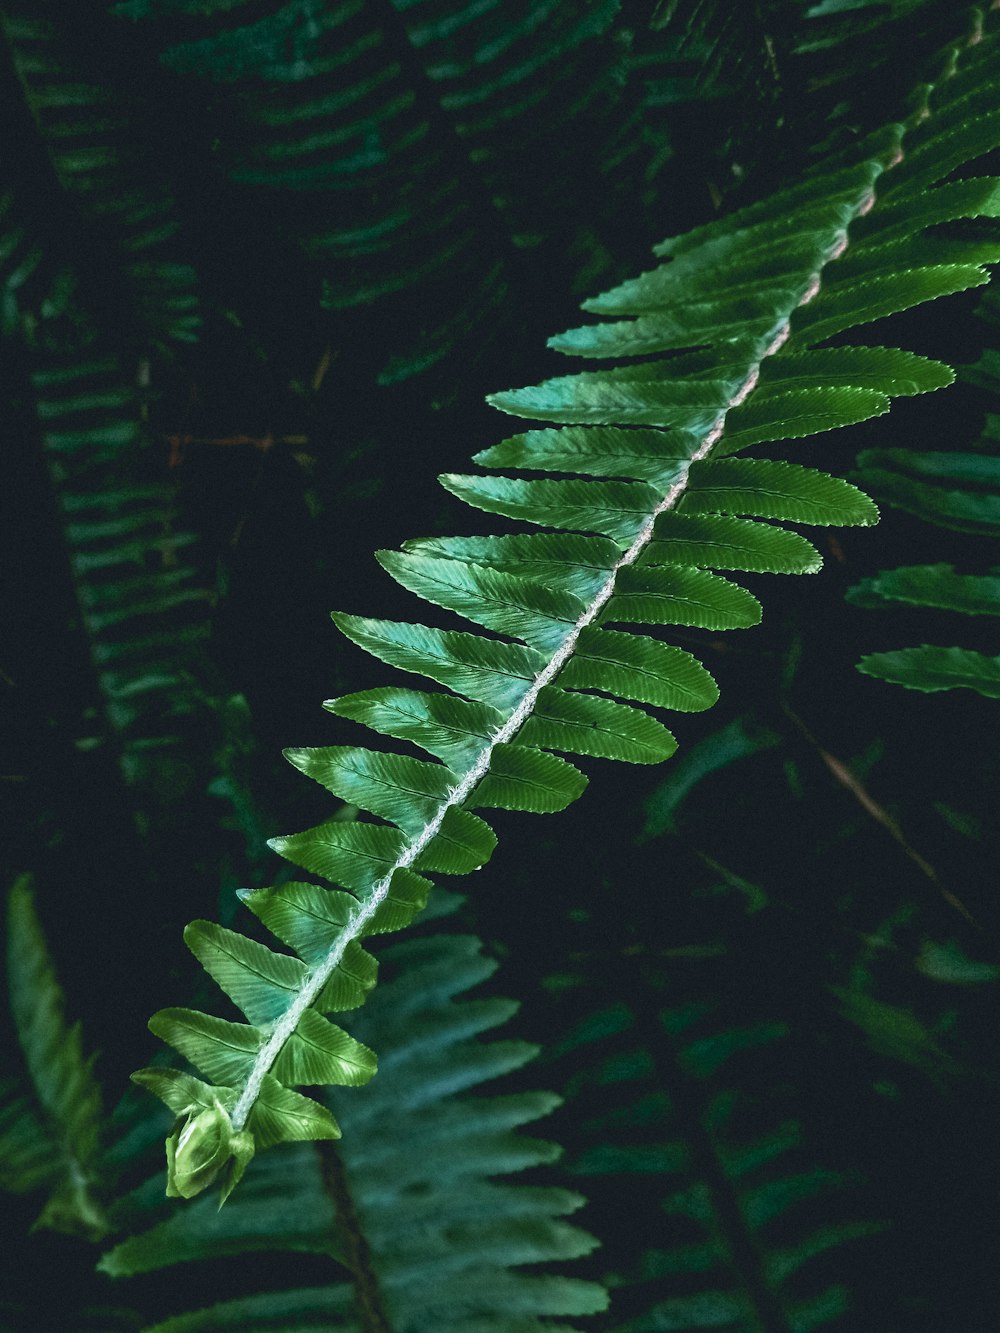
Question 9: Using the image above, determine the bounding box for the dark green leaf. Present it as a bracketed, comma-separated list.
[719, 386, 890, 453]
[847, 564, 1000, 616]
[791, 266, 989, 344]
[857, 645, 1000, 697]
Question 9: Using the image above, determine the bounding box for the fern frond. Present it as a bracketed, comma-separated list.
[0, 5, 211, 785]
[108, 923, 607, 1328]
[548, 992, 883, 1330]
[141, 8, 1000, 1195]
[1, 876, 108, 1239]
[1, 0, 199, 346]
[26, 332, 216, 786]
[112, 0, 641, 383]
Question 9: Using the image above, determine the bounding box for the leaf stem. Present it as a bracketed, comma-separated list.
[316, 1138, 393, 1333]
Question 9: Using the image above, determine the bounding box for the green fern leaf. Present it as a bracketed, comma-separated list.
[681, 459, 878, 525]
[141, 13, 1000, 1194]
[717, 385, 891, 451]
[790, 264, 989, 343]
[848, 564, 1000, 616]
[857, 645, 1000, 696]
[857, 448, 1000, 534]
[2, 877, 109, 1239]
[642, 514, 823, 575]
[863, 167, 1000, 237]
[758, 345, 954, 395]
[0, 133, 210, 790]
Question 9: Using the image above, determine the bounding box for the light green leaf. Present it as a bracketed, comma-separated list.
[377, 549, 584, 651]
[473, 743, 587, 813]
[403, 530, 618, 600]
[273, 1010, 376, 1089]
[148, 1009, 260, 1086]
[332, 616, 544, 709]
[439, 473, 661, 544]
[183, 921, 306, 1025]
[473, 425, 701, 484]
[284, 745, 456, 834]
[643, 513, 822, 574]
[268, 820, 407, 894]
[131, 1068, 234, 1119]
[683, 459, 878, 526]
[487, 376, 731, 428]
[237, 880, 353, 967]
[602, 565, 762, 630]
[325, 687, 501, 767]
[248, 1076, 341, 1151]
[559, 627, 720, 711]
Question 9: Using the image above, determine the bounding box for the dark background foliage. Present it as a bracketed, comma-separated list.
[2, 1, 999, 1328]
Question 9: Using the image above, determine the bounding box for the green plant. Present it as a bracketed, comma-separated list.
[138, 1, 1000, 1198]
[5, 3, 1000, 1330]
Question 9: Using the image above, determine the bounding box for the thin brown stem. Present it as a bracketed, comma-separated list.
[316, 1137, 393, 1333]
[782, 705, 980, 928]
